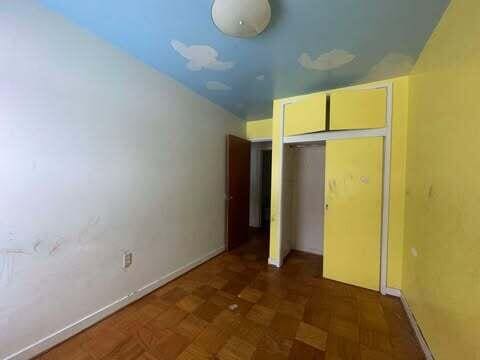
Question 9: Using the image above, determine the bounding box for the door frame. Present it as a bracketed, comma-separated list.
[275, 81, 394, 296]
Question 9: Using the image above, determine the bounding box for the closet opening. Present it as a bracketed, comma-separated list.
[282, 141, 326, 265]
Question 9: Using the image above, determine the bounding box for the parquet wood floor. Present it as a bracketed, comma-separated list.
[36, 230, 424, 360]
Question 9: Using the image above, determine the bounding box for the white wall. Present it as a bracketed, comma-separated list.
[284, 145, 325, 255]
[0, 1, 244, 358]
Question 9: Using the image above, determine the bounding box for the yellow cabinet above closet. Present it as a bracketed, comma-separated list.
[330, 88, 386, 130]
[284, 93, 327, 136]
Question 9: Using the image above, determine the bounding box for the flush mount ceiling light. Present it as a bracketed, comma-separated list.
[212, 0, 271, 38]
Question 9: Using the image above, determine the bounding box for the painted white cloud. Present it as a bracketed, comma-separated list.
[206, 81, 232, 91]
[171, 40, 234, 71]
[256, 75, 265, 81]
[298, 49, 355, 71]
[361, 53, 414, 82]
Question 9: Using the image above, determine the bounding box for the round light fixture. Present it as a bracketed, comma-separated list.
[212, 0, 271, 38]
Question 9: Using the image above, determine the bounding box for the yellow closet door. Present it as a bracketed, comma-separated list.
[284, 93, 327, 136]
[324, 137, 383, 290]
[330, 88, 386, 130]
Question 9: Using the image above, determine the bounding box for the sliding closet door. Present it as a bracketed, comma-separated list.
[324, 137, 383, 290]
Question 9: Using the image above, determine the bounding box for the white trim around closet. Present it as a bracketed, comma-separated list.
[276, 81, 394, 295]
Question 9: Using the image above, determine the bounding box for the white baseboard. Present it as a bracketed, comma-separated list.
[400, 293, 434, 360]
[291, 247, 323, 256]
[268, 257, 281, 267]
[384, 287, 401, 297]
[4, 246, 225, 360]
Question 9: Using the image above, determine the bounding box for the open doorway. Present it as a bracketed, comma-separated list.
[249, 141, 272, 241]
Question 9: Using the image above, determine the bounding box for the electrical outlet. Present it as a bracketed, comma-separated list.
[123, 251, 133, 269]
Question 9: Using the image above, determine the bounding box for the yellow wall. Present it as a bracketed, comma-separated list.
[403, 1, 480, 358]
[246, 118, 272, 140]
[269, 77, 409, 290]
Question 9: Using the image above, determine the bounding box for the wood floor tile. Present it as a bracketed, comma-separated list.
[193, 285, 217, 300]
[174, 314, 209, 340]
[359, 311, 389, 334]
[37, 232, 423, 360]
[254, 331, 293, 360]
[384, 313, 412, 337]
[209, 276, 229, 290]
[176, 278, 203, 292]
[176, 294, 206, 313]
[360, 346, 393, 360]
[235, 318, 267, 346]
[270, 313, 300, 339]
[278, 300, 305, 320]
[131, 352, 158, 360]
[359, 328, 392, 354]
[38, 335, 92, 360]
[257, 293, 281, 310]
[246, 304, 276, 326]
[107, 337, 146, 360]
[160, 287, 189, 305]
[303, 304, 331, 331]
[223, 280, 248, 296]
[289, 340, 325, 360]
[332, 298, 358, 323]
[193, 324, 231, 354]
[146, 307, 188, 335]
[238, 287, 263, 303]
[217, 336, 256, 360]
[193, 301, 224, 322]
[295, 322, 328, 351]
[148, 330, 190, 360]
[177, 343, 214, 360]
[134, 326, 163, 350]
[329, 317, 359, 342]
[210, 291, 237, 308]
[213, 309, 242, 333]
[325, 334, 360, 360]
[390, 331, 425, 359]
[81, 328, 128, 359]
[209, 291, 253, 315]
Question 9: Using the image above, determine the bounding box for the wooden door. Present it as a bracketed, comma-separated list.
[226, 135, 251, 250]
[324, 137, 383, 290]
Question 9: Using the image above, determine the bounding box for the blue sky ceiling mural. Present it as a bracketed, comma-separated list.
[40, 0, 450, 120]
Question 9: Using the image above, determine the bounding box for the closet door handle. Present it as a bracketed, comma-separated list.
[325, 203, 329, 210]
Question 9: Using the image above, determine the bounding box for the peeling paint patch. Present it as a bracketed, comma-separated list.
[411, 247, 418, 257]
[360, 176, 370, 184]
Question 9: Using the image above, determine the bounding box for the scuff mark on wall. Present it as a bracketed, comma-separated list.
[428, 184, 434, 199]
[49, 239, 65, 256]
[33, 240, 42, 253]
